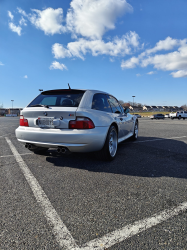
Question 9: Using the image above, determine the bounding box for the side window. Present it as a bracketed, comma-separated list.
[107, 95, 123, 114]
[92, 93, 112, 112]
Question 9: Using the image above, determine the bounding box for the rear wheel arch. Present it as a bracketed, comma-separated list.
[96, 124, 118, 161]
[131, 119, 139, 140]
[111, 122, 118, 136]
[134, 118, 139, 125]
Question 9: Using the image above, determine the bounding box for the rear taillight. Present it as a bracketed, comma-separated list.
[20, 115, 29, 127]
[69, 117, 95, 129]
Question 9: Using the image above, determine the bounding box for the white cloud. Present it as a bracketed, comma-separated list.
[29, 8, 66, 35]
[121, 56, 139, 69]
[0, 62, 4, 66]
[66, 0, 133, 39]
[13, 1, 133, 39]
[49, 61, 68, 71]
[17, 7, 27, 17]
[24, 75, 28, 78]
[8, 8, 26, 35]
[146, 37, 180, 55]
[136, 73, 141, 77]
[8, 22, 22, 36]
[19, 17, 27, 26]
[121, 37, 187, 78]
[141, 43, 187, 71]
[52, 31, 140, 60]
[147, 71, 156, 75]
[170, 70, 187, 78]
[8, 11, 14, 20]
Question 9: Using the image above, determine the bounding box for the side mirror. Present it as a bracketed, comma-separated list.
[124, 108, 129, 114]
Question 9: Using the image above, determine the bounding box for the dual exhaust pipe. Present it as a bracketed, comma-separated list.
[25, 143, 37, 150]
[25, 144, 69, 154]
[57, 147, 68, 154]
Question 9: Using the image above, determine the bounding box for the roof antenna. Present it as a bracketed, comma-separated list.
[68, 83, 71, 89]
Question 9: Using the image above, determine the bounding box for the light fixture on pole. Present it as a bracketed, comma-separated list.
[11, 100, 14, 115]
[132, 96, 135, 114]
[39, 89, 43, 93]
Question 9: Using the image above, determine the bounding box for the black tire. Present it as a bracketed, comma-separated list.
[131, 120, 138, 140]
[178, 116, 181, 120]
[183, 118, 185, 120]
[97, 125, 118, 161]
[28, 147, 49, 154]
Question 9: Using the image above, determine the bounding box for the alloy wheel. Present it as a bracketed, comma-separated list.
[109, 128, 117, 157]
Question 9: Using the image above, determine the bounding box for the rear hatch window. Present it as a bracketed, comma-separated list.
[23, 90, 85, 129]
[27, 89, 85, 107]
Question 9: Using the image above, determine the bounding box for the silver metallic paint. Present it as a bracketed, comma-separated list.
[16, 89, 137, 153]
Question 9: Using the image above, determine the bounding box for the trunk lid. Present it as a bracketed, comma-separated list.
[22, 107, 77, 129]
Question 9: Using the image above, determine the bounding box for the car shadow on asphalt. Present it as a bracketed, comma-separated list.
[45, 136, 187, 179]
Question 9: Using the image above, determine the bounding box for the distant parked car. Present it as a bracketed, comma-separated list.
[165, 114, 170, 118]
[134, 114, 141, 118]
[150, 114, 165, 120]
[170, 111, 187, 120]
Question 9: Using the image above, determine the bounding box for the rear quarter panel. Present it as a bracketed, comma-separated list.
[76, 108, 114, 127]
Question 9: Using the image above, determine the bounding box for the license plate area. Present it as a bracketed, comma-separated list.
[38, 117, 54, 128]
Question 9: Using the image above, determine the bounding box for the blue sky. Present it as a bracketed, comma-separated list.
[0, 0, 187, 108]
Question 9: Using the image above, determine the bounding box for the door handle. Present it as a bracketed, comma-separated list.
[120, 118, 123, 121]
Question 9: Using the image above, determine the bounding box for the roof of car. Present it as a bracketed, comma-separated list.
[42, 89, 111, 96]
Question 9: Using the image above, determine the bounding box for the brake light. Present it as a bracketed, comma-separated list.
[69, 117, 95, 129]
[20, 115, 29, 127]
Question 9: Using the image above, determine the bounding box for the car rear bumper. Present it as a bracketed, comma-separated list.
[15, 126, 108, 152]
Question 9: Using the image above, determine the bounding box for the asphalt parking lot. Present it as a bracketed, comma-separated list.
[1, 117, 187, 250]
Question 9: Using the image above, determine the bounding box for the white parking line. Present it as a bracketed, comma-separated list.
[81, 202, 187, 250]
[5, 137, 80, 250]
[4, 137, 187, 250]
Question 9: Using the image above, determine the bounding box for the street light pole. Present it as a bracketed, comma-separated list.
[11, 100, 14, 115]
[132, 96, 135, 114]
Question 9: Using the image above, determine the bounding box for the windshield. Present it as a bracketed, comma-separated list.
[27, 90, 85, 107]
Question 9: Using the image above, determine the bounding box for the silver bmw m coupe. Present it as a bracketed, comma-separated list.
[16, 89, 138, 160]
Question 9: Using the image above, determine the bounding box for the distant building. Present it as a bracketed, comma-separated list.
[129, 106, 143, 112]
[156, 106, 164, 111]
[0, 108, 23, 116]
[151, 106, 158, 111]
[8, 108, 23, 115]
[142, 105, 182, 112]
[143, 106, 152, 111]
[0, 109, 7, 116]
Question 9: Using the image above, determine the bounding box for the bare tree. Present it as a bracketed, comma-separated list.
[123, 102, 130, 107]
[181, 104, 187, 110]
[118, 100, 124, 105]
[0, 103, 3, 108]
